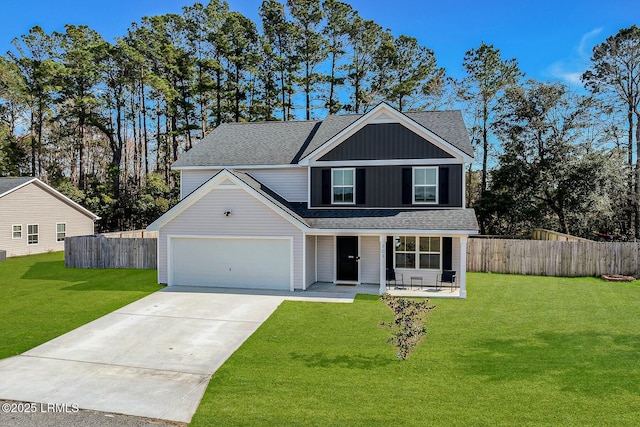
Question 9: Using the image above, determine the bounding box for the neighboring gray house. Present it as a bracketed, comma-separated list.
[0, 177, 99, 257]
[147, 103, 478, 297]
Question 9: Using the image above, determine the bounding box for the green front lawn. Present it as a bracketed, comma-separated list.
[192, 273, 640, 426]
[0, 252, 160, 359]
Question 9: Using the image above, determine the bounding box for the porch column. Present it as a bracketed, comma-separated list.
[459, 236, 468, 299]
[379, 235, 386, 294]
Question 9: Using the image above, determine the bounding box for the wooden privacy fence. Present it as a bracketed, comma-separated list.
[467, 238, 639, 277]
[65, 235, 157, 269]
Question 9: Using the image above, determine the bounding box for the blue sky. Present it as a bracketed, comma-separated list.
[1, 0, 638, 87]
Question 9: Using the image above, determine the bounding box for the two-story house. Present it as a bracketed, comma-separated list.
[147, 103, 478, 297]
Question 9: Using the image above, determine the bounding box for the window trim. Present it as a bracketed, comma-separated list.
[27, 224, 39, 245]
[56, 222, 66, 242]
[393, 235, 442, 270]
[412, 166, 439, 204]
[12, 224, 22, 239]
[331, 167, 356, 205]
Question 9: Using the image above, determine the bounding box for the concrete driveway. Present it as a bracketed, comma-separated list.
[0, 288, 298, 423]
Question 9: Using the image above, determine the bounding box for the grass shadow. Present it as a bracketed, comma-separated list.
[20, 260, 159, 292]
[460, 331, 640, 396]
[290, 352, 394, 369]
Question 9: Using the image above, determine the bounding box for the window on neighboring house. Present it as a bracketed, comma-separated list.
[12, 225, 22, 239]
[27, 224, 39, 245]
[56, 223, 66, 242]
[413, 167, 438, 203]
[394, 236, 441, 270]
[332, 168, 355, 204]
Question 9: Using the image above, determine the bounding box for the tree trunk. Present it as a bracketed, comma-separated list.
[78, 112, 85, 190]
[140, 67, 149, 179]
[481, 101, 489, 194]
[635, 110, 640, 239]
[628, 106, 635, 238]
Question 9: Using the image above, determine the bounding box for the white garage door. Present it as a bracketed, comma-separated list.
[170, 237, 291, 290]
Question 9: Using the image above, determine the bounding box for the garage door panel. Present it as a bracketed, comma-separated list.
[171, 237, 291, 290]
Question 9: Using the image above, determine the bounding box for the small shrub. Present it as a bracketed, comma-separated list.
[380, 293, 435, 360]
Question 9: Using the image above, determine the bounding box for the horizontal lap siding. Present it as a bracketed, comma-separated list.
[0, 184, 94, 257]
[158, 187, 304, 288]
[317, 236, 334, 282]
[360, 236, 381, 284]
[244, 168, 308, 202]
[181, 170, 219, 198]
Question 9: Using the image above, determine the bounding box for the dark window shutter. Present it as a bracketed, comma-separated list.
[402, 168, 412, 205]
[356, 168, 366, 205]
[439, 167, 449, 205]
[321, 169, 331, 205]
[442, 237, 452, 270]
[386, 236, 394, 269]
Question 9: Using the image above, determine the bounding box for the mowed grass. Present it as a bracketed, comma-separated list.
[0, 252, 161, 359]
[192, 273, 640, 426]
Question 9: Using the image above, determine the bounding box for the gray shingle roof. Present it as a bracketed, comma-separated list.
[231, 171, 478, 231]
[0, 177, 35, 197]
[172, 108, 473, 168]
[301, 208, 479, 231]
[172, 120, 320, 167]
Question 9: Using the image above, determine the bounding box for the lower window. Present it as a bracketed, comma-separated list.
[56, 223, 66, 242]
[12, 225, 22, 239]
[394, 236, 440, 270]
[27, 224, 39, 245]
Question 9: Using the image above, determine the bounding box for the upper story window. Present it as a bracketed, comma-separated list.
[27, 224, 39, 245]
[56, 223, 66, 242]
[12, 225, 22, 239]
[332, 168, 355, 204]
[413, 166, 438, 204]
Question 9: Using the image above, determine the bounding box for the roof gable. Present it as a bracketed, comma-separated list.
[0, 177, 36, 197]
[318, 123, 454, 161]
[146, 170, 309, 231]
[300, 103, 473, 163]
[0, 177, 99, 220]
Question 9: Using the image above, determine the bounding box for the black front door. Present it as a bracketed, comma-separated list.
[336, 236, 358, 281]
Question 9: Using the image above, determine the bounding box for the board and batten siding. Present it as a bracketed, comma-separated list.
[316, 235, 334, 282]
[318, 123, 454, 161]
[180, 170, 220, 198]
[310, 164, 463, 208]
[0, 183, 94, 257]
[245, 168, 308, 202]
[158, 186, 305, 288]
[360, 236, 381, 284]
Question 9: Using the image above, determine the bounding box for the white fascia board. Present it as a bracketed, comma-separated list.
[146, 169, 309, 232]
[172, 164, 303, 171]
[0, 178, 37, 198]
[309, 158, 464, 167]
[299, 103, 472, 164]
[306, 229, 478, 236]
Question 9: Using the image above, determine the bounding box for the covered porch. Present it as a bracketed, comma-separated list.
[303, 233, 469, 298]
[306, 281, 461, 298]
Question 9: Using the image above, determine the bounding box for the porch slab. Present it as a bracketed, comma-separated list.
[306, 282, 461, 298]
